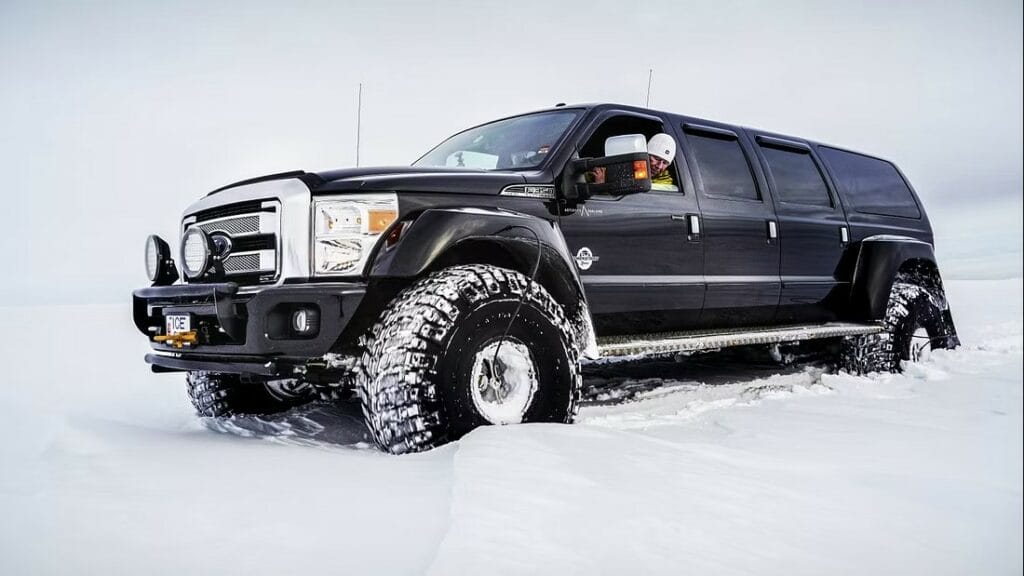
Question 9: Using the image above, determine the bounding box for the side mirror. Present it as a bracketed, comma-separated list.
[604, 134, 647, 156]
[567, 152, 652, 200]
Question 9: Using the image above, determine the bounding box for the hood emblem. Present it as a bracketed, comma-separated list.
[210, 233, 233, 257]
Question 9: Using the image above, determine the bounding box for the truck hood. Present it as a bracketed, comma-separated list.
[206, 167, 532, 199]
[311, 166, 527, 195]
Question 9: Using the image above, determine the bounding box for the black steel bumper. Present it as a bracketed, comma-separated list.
[133, 282, 366, 375]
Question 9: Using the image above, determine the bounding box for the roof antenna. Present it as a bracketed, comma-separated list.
[356, 82, 363, 167]
[646, 69, 653, 107]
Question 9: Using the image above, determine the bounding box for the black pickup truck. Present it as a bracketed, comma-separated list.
[134, 103, 959, 453]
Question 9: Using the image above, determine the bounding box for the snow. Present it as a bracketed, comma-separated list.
[0, 279, 1021, 575]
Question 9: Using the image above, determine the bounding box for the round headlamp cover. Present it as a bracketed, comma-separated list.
[145, 235, 161, 281]
[145, 235, 178, 286]
[181, 227, 211, 279]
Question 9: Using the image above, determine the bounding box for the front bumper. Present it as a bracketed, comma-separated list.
[133, 282, 365, 375]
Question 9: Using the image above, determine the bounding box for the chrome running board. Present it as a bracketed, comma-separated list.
[596, 322, 883, 358]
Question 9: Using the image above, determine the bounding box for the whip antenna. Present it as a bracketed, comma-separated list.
[646, 69, 653, 107]
[356, 82, 363, 167]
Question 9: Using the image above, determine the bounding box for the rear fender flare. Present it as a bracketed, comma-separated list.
[850, 235, 940, 320]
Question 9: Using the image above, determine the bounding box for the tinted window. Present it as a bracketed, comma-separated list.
[819, 147, 921, 218]
[687, 132, 759, 200]
[760, 145, 832, 207]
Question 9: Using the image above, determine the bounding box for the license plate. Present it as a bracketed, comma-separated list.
[165, 314, 191, 335]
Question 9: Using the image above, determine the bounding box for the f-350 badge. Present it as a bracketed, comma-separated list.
[575, 247, 599, 270]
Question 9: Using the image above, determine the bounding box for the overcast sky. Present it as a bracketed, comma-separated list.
[1, 0, 1021, 304]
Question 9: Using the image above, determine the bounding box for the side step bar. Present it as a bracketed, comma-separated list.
[596, 322, 884, 358]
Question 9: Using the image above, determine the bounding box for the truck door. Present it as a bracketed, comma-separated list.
[675, 122, 780, 328]
[558, 111, 704, 336]
[750, 134, 851, 323]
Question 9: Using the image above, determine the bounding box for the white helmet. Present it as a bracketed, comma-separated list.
[648, 133, 676, 163]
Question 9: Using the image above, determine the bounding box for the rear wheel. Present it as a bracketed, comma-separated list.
[840, 274, 958, 374]
[356, 265, 581, 454]
[186, 371, 316, 417]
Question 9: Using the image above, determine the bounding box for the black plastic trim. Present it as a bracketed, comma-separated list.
[133, 282, 367, 360]
[146, 353, 280, 376]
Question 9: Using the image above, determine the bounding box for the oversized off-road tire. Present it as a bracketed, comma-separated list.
[840, 272, 959, 374]
[186, 371, 316, 417]
[356, 265, 582, 454]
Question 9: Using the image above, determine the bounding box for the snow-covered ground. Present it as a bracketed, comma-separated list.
[0, 279, 1020, 575]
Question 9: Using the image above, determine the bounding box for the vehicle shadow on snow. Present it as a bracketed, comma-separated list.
[200, 401, 375, 451]
[582, 348, 813, 405]
[201, 347, 818, 450]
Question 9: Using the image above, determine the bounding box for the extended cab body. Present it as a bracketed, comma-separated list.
[134, 103, 959, 453]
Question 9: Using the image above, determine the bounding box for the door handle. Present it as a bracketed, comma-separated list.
[840, 226, 849, 245]
[767, 220, 778, 240]
[672, 214, 701, 239]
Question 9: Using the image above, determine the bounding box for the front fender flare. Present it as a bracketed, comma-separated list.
[367, 207, 598, 357]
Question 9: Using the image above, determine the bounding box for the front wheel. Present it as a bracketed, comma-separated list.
[356, 265, 582, 454]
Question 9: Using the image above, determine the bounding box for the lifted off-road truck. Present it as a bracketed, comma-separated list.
[134, 103, 960, 454]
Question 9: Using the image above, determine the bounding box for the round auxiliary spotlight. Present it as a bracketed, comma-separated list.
[145, 235, 162, 282]
[144, 235, 178, 286]
[181, 227, 212, 279]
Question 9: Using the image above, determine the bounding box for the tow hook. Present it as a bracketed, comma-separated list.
[154, 331, 198, 349]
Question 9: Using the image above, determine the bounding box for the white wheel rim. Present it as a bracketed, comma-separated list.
[469, 338, 539, 425]
[910, 327, 932, 363]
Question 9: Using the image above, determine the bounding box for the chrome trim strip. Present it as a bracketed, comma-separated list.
[581, 272, 802, 282]
[780, 276, 841, 284]
[581, 275, 704, 285]
[581, 275, 842, 285]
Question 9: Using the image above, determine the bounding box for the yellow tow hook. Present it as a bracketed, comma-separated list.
[153, 331, 198, 349]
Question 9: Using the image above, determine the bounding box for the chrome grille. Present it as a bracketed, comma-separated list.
[197, 215, 260, 236]
[183, 201, 280, 284]
[222, 251, 274, 275]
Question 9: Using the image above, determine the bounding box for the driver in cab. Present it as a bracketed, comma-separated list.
[590, 133, 679, 192]
[645, 133, 678, 191]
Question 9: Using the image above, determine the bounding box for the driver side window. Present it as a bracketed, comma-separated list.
[580, 115, 680, 193]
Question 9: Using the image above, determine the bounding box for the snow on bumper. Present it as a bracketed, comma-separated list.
[132, 282, 366, 374]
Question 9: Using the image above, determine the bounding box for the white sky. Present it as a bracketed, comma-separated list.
[1, 0, 1021, 303]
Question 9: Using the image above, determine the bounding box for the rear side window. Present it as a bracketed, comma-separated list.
[819, 147, 921, 218]
[759, 145, 832, 207]
[686, 132, 760, 201]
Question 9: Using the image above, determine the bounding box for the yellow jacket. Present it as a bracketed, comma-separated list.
[651, 170, 678, 191]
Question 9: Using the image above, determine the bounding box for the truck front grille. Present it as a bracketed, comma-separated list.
[183, 201, 280, 284]
[197, 214, 261, 236]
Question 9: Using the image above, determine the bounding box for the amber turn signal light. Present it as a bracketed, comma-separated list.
[366, 209, 399, 234]
[633, 160, 649, 180]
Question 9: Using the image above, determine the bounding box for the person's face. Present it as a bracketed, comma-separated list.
[649, 155, 670, 175]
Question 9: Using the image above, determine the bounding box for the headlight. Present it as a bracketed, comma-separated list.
[181, 227, 212, 279]
[313, 194, 398, 276]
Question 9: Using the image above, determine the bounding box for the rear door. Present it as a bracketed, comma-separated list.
[750, 133, 851, 323]
[675, 122, 780, 328]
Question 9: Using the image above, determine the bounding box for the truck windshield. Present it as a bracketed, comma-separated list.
[414, 110, 580, 170]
